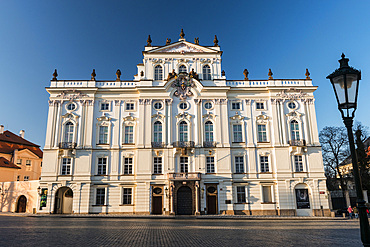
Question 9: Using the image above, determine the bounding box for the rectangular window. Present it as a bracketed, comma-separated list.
[24, 176, 29, 181]
[61, 158, 72, 175]
[231, 102, 241, 110]
[180, 156, 188, 173]
[97, 157, 107, 175]
[96, 188, 105, 205]
[100, 102, 109, 111]
[126, 103, 135, 111]
[123, 188, 132, 205]
[17, 175, 20, 181]
[26, 160, 31, 166]
[235, 156, 244, 173]
[237, 186, 246, 203]
[260, 156, 269, 172]
[233, 124, 243, 142]
[295, 155, 303, 172]
[257, 124, 267, 142]
[256, 102, 264, 110]
[99, 126, 109, 144]
[16, 159, 22, 165]
[206, 156, 215, 173]
[262, 186, 273, 203]
[124, 126, 134, 144]
[124, 157, 133, 175]
[153, 157, 162, 174]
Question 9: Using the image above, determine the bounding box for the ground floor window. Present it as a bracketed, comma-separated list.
[153, 157, 162, 174]
[124, 157, 133, 175]
[206, 156, 215, 173]
[236, 186, 246, 203]
[95, 188, 105, 205]
[294, 155, 303, 172]
[262, 185, 273, 203]
[97, 157, 107, 175]
[61, 158, 72, 175]
[123, 188, 132, 205]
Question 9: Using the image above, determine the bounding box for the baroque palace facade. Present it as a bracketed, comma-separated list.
[39, 31, 330, 216]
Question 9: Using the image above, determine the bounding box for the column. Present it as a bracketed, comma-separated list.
[170, 182, 174, 214]
[44, 100, 57, 149]
[195, 181, 200, 215]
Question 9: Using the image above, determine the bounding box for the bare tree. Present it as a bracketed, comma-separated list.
[319, 126, 350, 206]
[354, 122, 370, 191]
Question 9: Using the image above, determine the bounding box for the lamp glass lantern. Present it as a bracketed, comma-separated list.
[326, 53, 361, 118]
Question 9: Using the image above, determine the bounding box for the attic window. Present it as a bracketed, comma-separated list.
[4, 161, 9, 164]
[5, 135, 10, 137]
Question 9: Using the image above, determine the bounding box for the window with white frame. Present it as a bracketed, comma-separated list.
[124, 126, 134, 144]
[262, 185, 273, 203]
[260, 156, 269, 172]
[294, 155, 303, 172]
[231, 102, 241, 110]
[203, 65, 211, 80]
[95, 188, 105, 205]
[179, 121, 188, 142]
[153, 157, 162, 174]
[237, 186, 246, 203]
[24, 176, 29, 181]
[179, 65, 187, 73]
[235, 156, 244, 173]
[125, 103, 135, 111]
[256, 102, 265, 110]
[257, 124, 267, 142]
[180, 156, 188, 173]
[233, 124, 243, 142]
[16, 159, 22, 165]
[206, 156, 215, 173]
[153, 121, 163, 143]
[124, 157, 133, 175]
[97, 157, 107, 175]
[205, 121, 214, 142]
[64, 122, 74, 143]
[154, 65, 163, 80]
[17, 175, 20, 181]
[100, 102, 109, 111]
[123, 188, 132, 205]
[61, 158, 72, 175]
[26, 160, 31, 166]
[98, 125, 109, 144]
[290, 120, 300, 141]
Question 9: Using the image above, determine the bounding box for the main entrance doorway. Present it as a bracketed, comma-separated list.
[54, 187, 73, 214]
[16, 195, 27, 213]
[206, 185, 218, 214]
[295, 184, 312, 216]
[152, 187, 163, 215]
[176, 186, 192, 215]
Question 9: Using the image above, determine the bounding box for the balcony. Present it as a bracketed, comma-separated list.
[203, 141, 217, 148]
[172, 141, 195, 148]
[168, 172, 201, 180]
[289, 140, 306, 147]
[151, 142, 165, 148]
[59, 142, 77, 149]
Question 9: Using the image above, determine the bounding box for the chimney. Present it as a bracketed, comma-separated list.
[0, 125, 4, 134]
[19, 130, 25, 138]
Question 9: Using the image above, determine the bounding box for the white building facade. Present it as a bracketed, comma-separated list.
[39, 33, 330, 216]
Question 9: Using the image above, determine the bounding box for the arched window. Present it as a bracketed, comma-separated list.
[154, 65, 163, 80]
[290, 120, 300, 140]
[205, 121, 214, 142]
[179, 65, 187, 73]
[203, 65, 211, 80]
[179, 121, 188, 142]
[153, 121, 162, 142]
[64, 122, 74, 143]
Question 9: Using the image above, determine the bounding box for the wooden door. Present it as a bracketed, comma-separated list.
[177, 186, 192, 215]
[152, 196, 163, 215]
[17, 195, 27, 213]
[207, 195, 217, 214]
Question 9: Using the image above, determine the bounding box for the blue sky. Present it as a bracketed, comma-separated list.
[1, 0, 370, 147]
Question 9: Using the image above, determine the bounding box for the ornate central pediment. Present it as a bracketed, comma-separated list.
[146, 41, 219, 54]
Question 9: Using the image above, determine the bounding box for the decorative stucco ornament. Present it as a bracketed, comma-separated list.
[171, 73, 194, 100]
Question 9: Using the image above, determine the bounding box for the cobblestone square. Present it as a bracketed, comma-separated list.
[0, 216, 363, 246]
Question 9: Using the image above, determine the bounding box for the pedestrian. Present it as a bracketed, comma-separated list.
[354, 207, 359, 219]
[348, 206, 353, 219]
[367, 208, 369, 217]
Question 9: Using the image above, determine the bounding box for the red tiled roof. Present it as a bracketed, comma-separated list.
[0, 131, 39, 147]
[0, 157, 21, 169]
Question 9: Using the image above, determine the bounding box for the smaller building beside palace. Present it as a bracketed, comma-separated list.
[38, 30, 330, 216]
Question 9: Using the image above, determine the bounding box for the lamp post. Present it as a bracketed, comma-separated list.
[327, 53, 370, 246]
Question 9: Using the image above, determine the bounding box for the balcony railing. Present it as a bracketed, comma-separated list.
[203, 141, 217, 148]
[167, 172, 201, 180]
[151, 142, 165, 148]
[59, 142, 77, 149]
[172, 141, 195, 148]
[289, 139, 306, 147]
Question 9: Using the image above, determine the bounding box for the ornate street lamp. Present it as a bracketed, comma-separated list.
[327, 53, 370, 246]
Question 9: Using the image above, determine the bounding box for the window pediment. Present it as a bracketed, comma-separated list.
[62, 112, 79, 121]
[286, 111, 302, 118]
[230, 112, 244, 121]
[123, 114, 137, 125]
[97, 115, 111, 122]
[152, 113, 165, 120]
[203, 113, 216, 120]
[176, 112, 192, 120]
[276, 89, 308, 100]
[256, 114, 269, 123]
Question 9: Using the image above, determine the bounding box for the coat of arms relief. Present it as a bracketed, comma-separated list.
[171, 73, 195, 100]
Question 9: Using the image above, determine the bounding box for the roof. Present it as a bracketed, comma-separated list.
[0, 131, 43, 158]
[0, 157, 21, 169]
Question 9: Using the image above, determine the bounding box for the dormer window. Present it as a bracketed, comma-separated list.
[203, 65, 211, 80]
[179, 65, 187, 73]
[154, 65, 163, 80]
